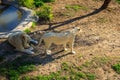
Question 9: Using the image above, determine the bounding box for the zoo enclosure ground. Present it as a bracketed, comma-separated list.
[0, 0, 120, 80]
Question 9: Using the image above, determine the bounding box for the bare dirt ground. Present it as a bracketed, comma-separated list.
[0, 0, 120, 80]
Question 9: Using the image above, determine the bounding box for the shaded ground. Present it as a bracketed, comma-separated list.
[0, 0, 120, 80]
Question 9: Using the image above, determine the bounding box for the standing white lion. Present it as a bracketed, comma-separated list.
[38, 27, 80, 55]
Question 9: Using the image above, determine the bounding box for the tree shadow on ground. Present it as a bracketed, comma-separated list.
[43, 7, 105, 31]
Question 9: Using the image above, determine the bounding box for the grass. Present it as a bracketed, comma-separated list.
[34, 0, 44, 7]
[34, 0, 55, 8]
[86, 73, 96, 80]
[24, 28, 31, 33]
[41, 0, 55, 3]
[96, 17, 108, 23]
[31, 22, 37, 28]
[62, 4, 88, 17]
[36, 5, 53, 22]
[0, 56, 36, 80]
[24, 22, 36, 33]
[112, 63, 120, 74]
[1, 56, 112, 80]
[22, 71, 87, 80]
[93, 57, 110, 64]
[18, 0, 35, 9]
[0, 56, 100, 80]
[61, 62, 70, 71]
[7, 70, 20, 80]
[116, 0, 120, 4]
[88, 56, 111, 68]
[22, 75, 68, 80]
[18, 64, 36, 74]
[82, 61, 92, 67]
[20, 61, 96, 80]
[65, 4, 88, 11]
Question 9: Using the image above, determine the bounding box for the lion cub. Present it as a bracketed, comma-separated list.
[38, 27, 80, 55]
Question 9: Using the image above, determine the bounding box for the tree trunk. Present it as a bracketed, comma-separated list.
[100, 0, 111, 9]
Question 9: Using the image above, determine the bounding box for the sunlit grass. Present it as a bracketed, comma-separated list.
[24, 28, 31, 33]
[112, 63, 120, 74]
[65, 4, 88, 11]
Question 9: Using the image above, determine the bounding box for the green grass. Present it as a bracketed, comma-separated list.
[34, 0, 44, 7]
[18, 65, 36, 74]
[61, 62, 70, 71]
[24, 22, 36, 33]
[93, 57, 110, 64]
[96, 17, 108, 23]
[36, 5, 53, 21]
[65, 4, 88, 11]
[20, 61, 96, 80]
[7, 70, 20, 80]
[41, 0, 55, 3]
[90, 56, 111, 68]
[0, 56, 36, 80]
[22, 72, 86, 80]
[34, 0, 55, 8]
[0, 56, 103, 80]
[24, 28, 31, 33]
[86, 73, 96, 80]
[116, 0, 120, 4]
[112, 63, 120, 74]
[31, 22, 36, 28]
[22, 75, 68, 80]
[82, 61, 92, 67]
[18, 0, 35, 9]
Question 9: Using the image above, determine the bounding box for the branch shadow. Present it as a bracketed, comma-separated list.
[43, 8, 105, 31]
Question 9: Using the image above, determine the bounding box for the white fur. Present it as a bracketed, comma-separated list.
[8, 31, 35, 54]
[38, 27, 80, 55]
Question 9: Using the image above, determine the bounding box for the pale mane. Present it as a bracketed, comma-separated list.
[8, 31, 37, 54]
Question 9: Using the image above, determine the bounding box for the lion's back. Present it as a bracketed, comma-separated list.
[43, 31, 75, 45]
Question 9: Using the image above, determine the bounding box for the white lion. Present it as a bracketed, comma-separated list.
[8, 31, 38, 54]
[38, 27, 80, 55]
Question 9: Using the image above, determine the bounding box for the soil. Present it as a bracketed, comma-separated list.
[0, 0, 120, 80]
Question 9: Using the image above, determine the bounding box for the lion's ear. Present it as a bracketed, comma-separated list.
[21, 33, 26, 41]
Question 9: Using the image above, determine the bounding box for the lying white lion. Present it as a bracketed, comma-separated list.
[38, 27, 80, 55]
[8, 31, 38, 54]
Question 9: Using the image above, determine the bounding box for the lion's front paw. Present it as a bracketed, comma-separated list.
[28, 51, 35, 55]
[46, 50, 52, 55]
[64, 48, 68, 51]
[71, 51, 76, 54]
[25, 49, 35, 55]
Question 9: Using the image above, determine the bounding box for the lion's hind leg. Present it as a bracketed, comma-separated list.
[44, 42, 52, 55]
[63, 44, 68, 51]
